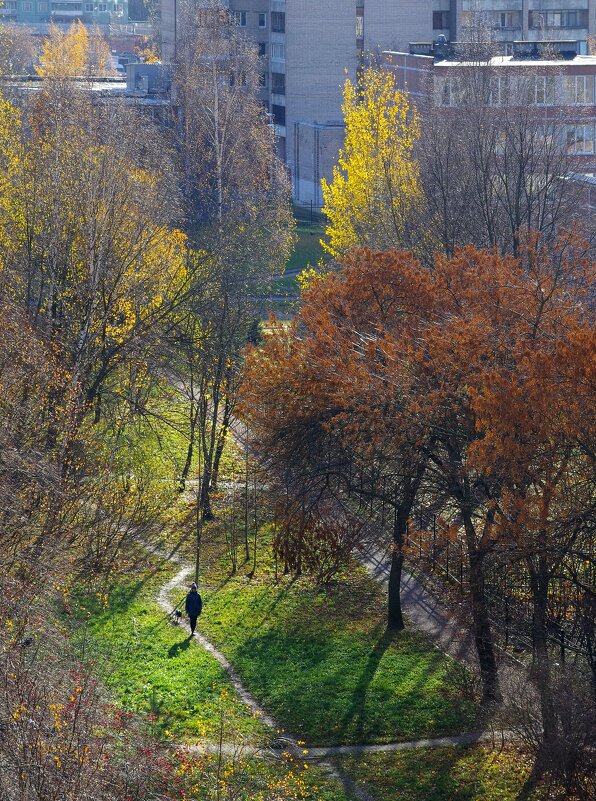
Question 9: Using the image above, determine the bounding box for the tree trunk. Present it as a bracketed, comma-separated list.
[527, 553, 558, 783]
[210, 398, 231, 491]
[388, 547, 405, 630]
[388, 508, 407, 630]
[180, 402, 201, 491]
[468, 547, 501, 704]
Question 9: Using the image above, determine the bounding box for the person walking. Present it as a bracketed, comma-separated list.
[185, 582, 202, 636]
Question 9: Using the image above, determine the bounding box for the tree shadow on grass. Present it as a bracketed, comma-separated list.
[336, 625, 396, 743]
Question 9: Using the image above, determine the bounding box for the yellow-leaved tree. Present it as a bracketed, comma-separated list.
[36, 21, 113, 78]
[321, 66, 422, 259]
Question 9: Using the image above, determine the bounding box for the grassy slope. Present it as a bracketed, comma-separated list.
[73, 563, 352, 801]
[74, 566, 268, 744]
[179, 527, 477, 748]
[287, 223, 326, 273]
[335, 746, 540, 801]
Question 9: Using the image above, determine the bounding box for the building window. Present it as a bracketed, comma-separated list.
[231, 10, 247, 27]
[84, 2, 93, 9]
[564, 75, 595, 105]
[356, 13, 363, 39]
[567, 124, 595, 154]
[437, 77, 462, 107]
[495, 11, 519, 28]
[38, 0, 48, 9]
[258, 42, 267, 57]
[113, 2, 120, 11]
[272, 103, 285, 126]
[258, 12, 266, 28]
[529, 10, 588, 29]
[22, 1, 32, 10]
[270, 42, 285, 61]
[433, 10, 450, 30]
[528, 76, 555, 106]
[271, 71, 285, 94]
[259, 72, 268, 88]
[271, 11, 285, 33]
[488, 76, 509, 105]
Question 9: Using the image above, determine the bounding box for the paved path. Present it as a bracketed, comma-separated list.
[150, 542, 511, 801]
[153, 549, 377, 801]
[358, 539, 478, 666]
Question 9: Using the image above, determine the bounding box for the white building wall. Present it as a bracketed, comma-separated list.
[285, 0, 357, 199]
[365, 0, 433, 53]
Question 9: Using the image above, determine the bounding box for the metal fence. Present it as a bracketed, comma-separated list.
[349, 485, 594, 665]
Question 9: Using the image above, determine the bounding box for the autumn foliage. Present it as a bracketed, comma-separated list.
[240, 239, 595, 738]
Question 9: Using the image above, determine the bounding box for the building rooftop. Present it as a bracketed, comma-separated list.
[406, 38, 596, 66]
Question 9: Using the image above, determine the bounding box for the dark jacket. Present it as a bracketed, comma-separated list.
[185, 590, 202, 617]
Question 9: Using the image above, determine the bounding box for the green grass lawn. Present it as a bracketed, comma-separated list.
[175, 528, 477, 748]
[334, 746, 537, 801]
[286, 223, 326, 274]
[73, 566, 268, 745]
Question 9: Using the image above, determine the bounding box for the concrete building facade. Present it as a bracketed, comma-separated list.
[0, 0, 127, 26]
[384, 41, 596, 173]
[160, 0, 596, 202]
[444, 1, 596, 54]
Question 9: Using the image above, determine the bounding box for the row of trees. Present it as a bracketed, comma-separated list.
[240, 53, 594, 799]
[1, 5, 293, 797]
[0, 20, 115, 77]
[239, 240, 595, 796]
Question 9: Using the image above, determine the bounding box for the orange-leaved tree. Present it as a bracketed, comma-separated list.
[240, 239, 594, 711]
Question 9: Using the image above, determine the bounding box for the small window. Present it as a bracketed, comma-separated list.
[22, 1, 32, 10]
[258, 42, 266, 57]
[567, 124, 595, 155]
[231, 10, 247, 27]
[272, 103, 285, 126]
[271, 42, 285, 61]
[271, 11, 284, 33]
[433, 11, 449, 30]
[84, 2, 93, 9]
[258, 12, 266, 28]
[564, 75, 595, 105]
[271, 71, 285, 94]
[38, 1, 48, 10]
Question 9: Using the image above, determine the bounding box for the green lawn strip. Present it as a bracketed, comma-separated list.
[269, 272, 300, 295]
[181, 529, 477, 747]
[71, 566, 269, 745]
[333, 746, 538, 801]
[287, 223, 326, 273]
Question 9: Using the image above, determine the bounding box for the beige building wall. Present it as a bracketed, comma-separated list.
[365, 0, 433, 53]
[285, 0, 358, 200]
[160, 0, 176, 62]
[454, 0, 596, 52]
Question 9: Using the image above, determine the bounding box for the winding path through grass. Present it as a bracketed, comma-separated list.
[151, 544, 507, 801]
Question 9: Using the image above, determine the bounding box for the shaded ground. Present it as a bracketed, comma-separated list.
[169, 527, 477, 748]
[334, 745, 538, 801]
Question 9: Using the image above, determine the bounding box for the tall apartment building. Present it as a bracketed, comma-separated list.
[160, 0, 432, 202]
[160, 1, 596, 202]
[0, 0, 126, 25]
[435, 1, 596, 54]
